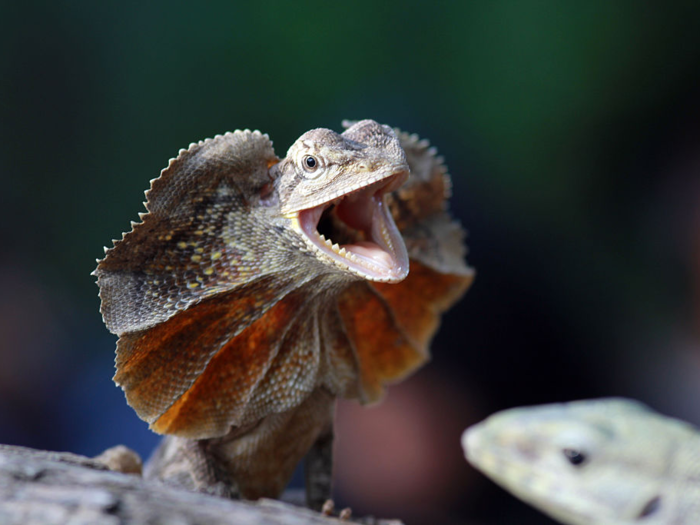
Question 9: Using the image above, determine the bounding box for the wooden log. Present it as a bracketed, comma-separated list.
[0, 444, 401, 525]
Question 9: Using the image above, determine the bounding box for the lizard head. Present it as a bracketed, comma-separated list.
[463, 399, 675, 524]
[274, 120, 409, 283]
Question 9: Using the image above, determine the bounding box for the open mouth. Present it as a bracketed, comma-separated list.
[298, 171, 409, 282]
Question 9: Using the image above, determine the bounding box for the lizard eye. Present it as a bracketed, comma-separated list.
[302, 155, 319, 173]
[562, 448, 587, 466]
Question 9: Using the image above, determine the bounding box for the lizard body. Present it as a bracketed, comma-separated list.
[95, 120, 472, 507]
[463, 398, 700, 524]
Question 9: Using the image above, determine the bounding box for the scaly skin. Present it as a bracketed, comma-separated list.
[95, 120, 473, 507]
[463, 398, 700, 525]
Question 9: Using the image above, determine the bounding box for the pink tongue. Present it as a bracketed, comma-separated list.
[344, 241, 393, 269]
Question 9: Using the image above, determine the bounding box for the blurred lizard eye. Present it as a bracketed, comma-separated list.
[562, 448, 587, 466]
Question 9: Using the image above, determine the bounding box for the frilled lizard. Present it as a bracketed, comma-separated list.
[95, 119, 473, 510]
[463, 398, 700, 524]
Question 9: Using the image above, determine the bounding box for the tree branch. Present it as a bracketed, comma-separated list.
[0, 445, 401, 525]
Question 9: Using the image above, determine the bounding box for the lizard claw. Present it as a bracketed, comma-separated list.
[320, 500, 352, 520]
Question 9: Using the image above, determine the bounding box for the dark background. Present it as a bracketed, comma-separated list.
[3, 2, 700, 523]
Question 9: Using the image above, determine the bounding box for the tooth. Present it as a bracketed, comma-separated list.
[339, 247, 347, 256]
[318, 233, 327, 241]
[331, 243, 340, 252]
[325, 238, 333, 247]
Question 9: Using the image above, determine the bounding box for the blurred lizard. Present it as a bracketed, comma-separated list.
[95, 120, 473, 509]
[463, 398, 700, 524]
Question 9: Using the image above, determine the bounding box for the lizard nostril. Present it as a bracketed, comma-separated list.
[637, 495, 661, 518]
[515, 441, 538, 460]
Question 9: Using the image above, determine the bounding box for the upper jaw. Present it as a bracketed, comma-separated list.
[280, 162, 408, 215]
[294, 167, 410, 283]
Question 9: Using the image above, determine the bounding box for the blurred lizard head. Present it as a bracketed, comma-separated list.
[463, 398, 693, 524]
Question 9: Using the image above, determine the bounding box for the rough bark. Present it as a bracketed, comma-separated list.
[0, 444, 401, 525]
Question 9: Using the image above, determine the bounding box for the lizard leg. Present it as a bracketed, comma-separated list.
[304, 422, 334, 511]
[183, 438, 239, 498]
[144, 435, 239, 498]
[146, 388, 336, 503]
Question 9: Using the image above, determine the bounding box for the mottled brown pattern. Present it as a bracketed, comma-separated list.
[318, 305, 361, 399]
[372, 260, 474, 350]
[152, 292, 303, 437]
[98, 131, 281, 336]
[114, 277, 285, 424]
[387, 129, 452, 230]
[337, 282, 423, 403]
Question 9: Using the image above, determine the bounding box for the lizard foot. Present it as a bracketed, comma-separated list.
[93, 445, 143, 475]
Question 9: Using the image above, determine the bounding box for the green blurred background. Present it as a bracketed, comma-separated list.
[3, 1, 700, 523]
